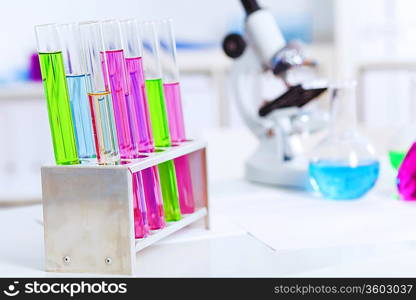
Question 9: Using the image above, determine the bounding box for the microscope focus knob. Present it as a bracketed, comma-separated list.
[222, 33, 246, 59]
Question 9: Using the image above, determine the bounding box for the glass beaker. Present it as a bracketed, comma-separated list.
[308, 81, 380, 200]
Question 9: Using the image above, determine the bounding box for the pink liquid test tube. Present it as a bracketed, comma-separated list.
[132, 169, 149, 238]
[158, 19, 195, 214]
[100, 20, 149, 237]
[164, 82, 186, 143]
[100, 47, 136, 159]
[120, 19, 166, 229]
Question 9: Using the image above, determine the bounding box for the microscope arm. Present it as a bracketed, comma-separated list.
[230, 48, 275, 139]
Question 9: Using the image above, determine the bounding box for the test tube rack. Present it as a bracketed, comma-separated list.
[41, 140, 209, 275]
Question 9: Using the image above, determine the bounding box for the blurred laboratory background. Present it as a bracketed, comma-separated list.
[0, 0, 415, 202]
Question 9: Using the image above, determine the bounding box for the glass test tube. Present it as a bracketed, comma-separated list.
[140, 21, 181, 221]
[158, 19, 195, 214]
[120, 18, 165, 229]
[57, 23, 96, 161]
[100, 20, 149, 237]
[101, 19, 138, 159]
[133, 168, 149, 238]
[158, 19, 186, 143]
[35, 23, 79, 165]
[79, 21, 120, 165]
[120, 19, 154, 152]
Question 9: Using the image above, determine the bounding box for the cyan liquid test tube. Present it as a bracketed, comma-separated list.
[35, 23, 79, 165]
[140, 21, 181, 221]
[158, 19, 195, 214]
[120, 18, 165, 230]
[100, 20, 149, 237]
[57, 23, 96, 161]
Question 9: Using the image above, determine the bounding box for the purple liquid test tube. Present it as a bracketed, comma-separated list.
[120, 19, 166, 229]
[158, 19, 195, 214]
[100, 20, 149, 238]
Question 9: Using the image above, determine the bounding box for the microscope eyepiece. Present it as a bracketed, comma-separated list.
[241, 0, 261, 15]
[223, 33, 246, 59]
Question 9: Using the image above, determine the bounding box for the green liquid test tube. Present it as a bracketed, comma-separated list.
[146, 78, 181, 221]
[146, 78, 171, 147]
[141, 21, 181, 221]
[36, 24, 79, 165]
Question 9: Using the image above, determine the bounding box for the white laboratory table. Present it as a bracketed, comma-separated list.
[2, 129, 416, 277]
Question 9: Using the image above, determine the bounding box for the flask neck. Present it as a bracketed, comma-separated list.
[329, 84, 357, 136]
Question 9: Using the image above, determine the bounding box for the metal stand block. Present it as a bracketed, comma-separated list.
[41, 141, 209, 275]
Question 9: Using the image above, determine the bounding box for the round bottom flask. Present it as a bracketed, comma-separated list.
[309, 82, 379, 200]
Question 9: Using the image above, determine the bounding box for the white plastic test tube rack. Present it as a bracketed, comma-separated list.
[41, 140, 209, 275]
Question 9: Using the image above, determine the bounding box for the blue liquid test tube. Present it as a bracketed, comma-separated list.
[57, 23, 96, 160]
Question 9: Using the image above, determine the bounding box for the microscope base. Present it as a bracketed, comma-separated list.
[245, 158, 311, 189]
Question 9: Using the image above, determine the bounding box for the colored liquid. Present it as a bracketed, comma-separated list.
[126, 57, 154, 152]
[163, 82, 195, 213]
[389, 150, 406, 172]
[102, 49, 138, 159]
[126, 58, 166, 228]
[145, 78, 171, 147]
[88, 91, 120, 165]
[133, 172, 149, 239]
[309, 160, 380, 200]
[39, 51, 79, 165]
[66, 74, 96, 159]
[158, 160, 181, 221]
[174, 156, 195, 214]
[104, 52, 166, 230]
[163, 82, 186, 143]
[397, 142, 416, 201]
[142, 166, 165, 229]
[146, 78, 181, 221]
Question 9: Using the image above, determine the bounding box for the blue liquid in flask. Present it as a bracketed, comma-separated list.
[309, 160, 380, 200]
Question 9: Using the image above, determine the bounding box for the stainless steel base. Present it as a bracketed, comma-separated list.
[41, 141, 209, 275]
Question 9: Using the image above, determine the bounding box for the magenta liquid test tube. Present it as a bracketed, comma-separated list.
[99, 20, 149, 238]
[101, 20, 137, 160]
[158, 19, 195, 214]
[120, 19, 165, 230]
[132, 169, 149, 238]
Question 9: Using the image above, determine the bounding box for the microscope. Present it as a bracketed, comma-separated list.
[222, 0, 328, 188]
